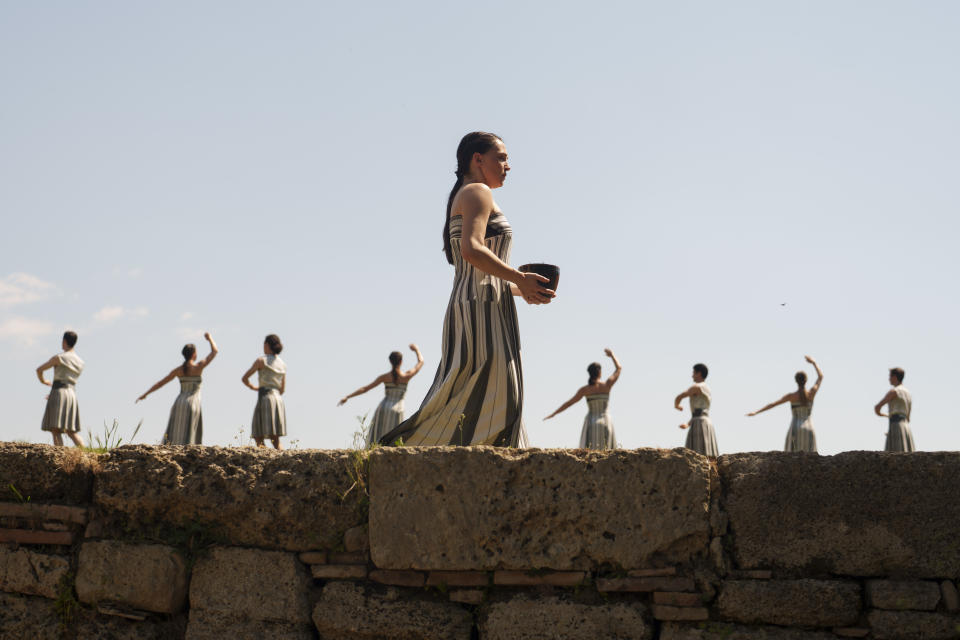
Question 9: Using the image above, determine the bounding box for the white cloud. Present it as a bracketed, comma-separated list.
[93, 305, 149, 325]
[181, 311, 194, 321]
[0, 316, 55, 346]
[0, 273, 56, 307]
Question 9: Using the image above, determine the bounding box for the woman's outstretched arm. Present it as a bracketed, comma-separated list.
[545, 389, 585, 420]
[136, 368, 179, 402]
[806, 355, 824, 395]
[604, 348, 622, 387]
[747, 394, 791, 417]
[404, 344, 424, 378]
[199, 332, 218, 368]
[338, 374, 387, 406]
[674, 385, 701, 411]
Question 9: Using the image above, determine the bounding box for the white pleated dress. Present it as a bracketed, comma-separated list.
[579, 394, 617, 449]
[885, 386, 914, 452]
[784, 403, 817, 453]
[41, 351, 84, 433]
[163, 376, 203, 445]
[685, 383, 719, 457]
[367, 382, 406, 446]
[251, 355, 287, 439]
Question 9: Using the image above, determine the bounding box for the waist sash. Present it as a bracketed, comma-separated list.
[51, 380, 75, 390]
[890, 413, 908, 423]
[692, 408, 709, 418]
[258, 387, 279, 398]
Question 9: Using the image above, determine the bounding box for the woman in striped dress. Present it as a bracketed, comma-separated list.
[746, 355, 824, 452]
[242, 334, 288, 450]
[136, 332, 218, 445]
[675, 363, 719, 457]
[338, 344, 424, 446]
[380, 132, 554, 447]
[544, 349, 622, 449]
[36, 331, 86, 447]
[875, 367, 914, 452]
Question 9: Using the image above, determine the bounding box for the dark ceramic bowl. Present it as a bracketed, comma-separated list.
[518, 263, 560, 293]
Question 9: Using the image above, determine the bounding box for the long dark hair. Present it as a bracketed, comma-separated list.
[443, 132, 502, 265]
[181, 344, 196, 375]
[389, 351, 403, 383]
[795, 371, 808, 404]
[587, 362, 601, 386]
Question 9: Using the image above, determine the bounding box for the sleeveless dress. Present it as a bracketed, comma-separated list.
[579, 394, 617, 449]
[41, 351, 83, 433]
[885, 386, 914, 452]
[685, 383, 719, 457]
[251, 355, 286, 439]
[785, 403, 817, 453]
[381, 211, 528, 447]
[367, 382, 407, 446]
[163, 376, 203, 445]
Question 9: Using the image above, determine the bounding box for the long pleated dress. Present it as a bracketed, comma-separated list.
[685, 382, 719, 457]
[367, 382, 407, 446]
[380, 211, 528, 447]
[885, 385, 914, 452]
[579, 394, 617, 449]
[163, 376, 203, 445]
[784, 403, 817, 453]
[251, 355, 287, 439]
[41, 351, 84, 433]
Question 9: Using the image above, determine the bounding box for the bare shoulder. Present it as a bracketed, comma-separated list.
[455, 183, 494, 212]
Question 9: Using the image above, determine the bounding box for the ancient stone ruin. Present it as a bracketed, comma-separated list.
[1, 442, 959, 638]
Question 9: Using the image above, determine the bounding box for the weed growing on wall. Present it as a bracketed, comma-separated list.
[7, 483, 30, 503]
[54, 571, 79, 631]
[84, 418, 142, 453]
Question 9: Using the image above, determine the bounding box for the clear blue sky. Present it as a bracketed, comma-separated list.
[2, 1, 958, 453]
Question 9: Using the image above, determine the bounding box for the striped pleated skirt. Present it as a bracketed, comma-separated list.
[579, 395, 616, 449]
[685, 410, 719, 457]
[785, 407, 817, 453]
[251, 388, 286, 438]
[41, 383, 81, 433]
[163, 379, 202, 445]
[885, 415, 915, 452]
[367, 384, 405, 446]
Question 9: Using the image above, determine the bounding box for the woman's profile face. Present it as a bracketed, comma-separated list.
[263, 341, 271, 355]
[476, 140, 510, 189]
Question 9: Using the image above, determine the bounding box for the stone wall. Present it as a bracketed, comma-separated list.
[1, 442, 959, 639]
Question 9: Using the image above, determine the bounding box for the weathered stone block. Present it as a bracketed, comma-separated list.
[369, 569, 425, 587]
[653, 592, 703, 606]
[628, 567, 677, 577]
[426, 571, 489, 587]
[449, 589, 483, 605]
[717, 579, 860, 627]
[493, 570, 586, 586]
[94, 446, 364, 551]
[0, 527, 73, 545]
[311, 564, 367, 579]
[596, 576, 695, 592]
[0, 547, 70, 598]
[186, 610, 314, 640]
[832, 629, 870, 638]
[369, 447, 711, 570]
[190, 546, 311, 624]
[942, 580, 960, 612]
[652, 604, 709, 621]
[343, 525, 369, 552]
[660, 622, 837, 639]
[0, 592, 60, 639]
[76, 612, 186, 640]
[868, 610, 960, 640]
[76, 541, 188, 613]
[721, 452, 960, 577]
[312, 581, 473, 639]
[866, 579, 941, 610]
[479, 595, 653, 640]
[0, 443, 98, 504]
